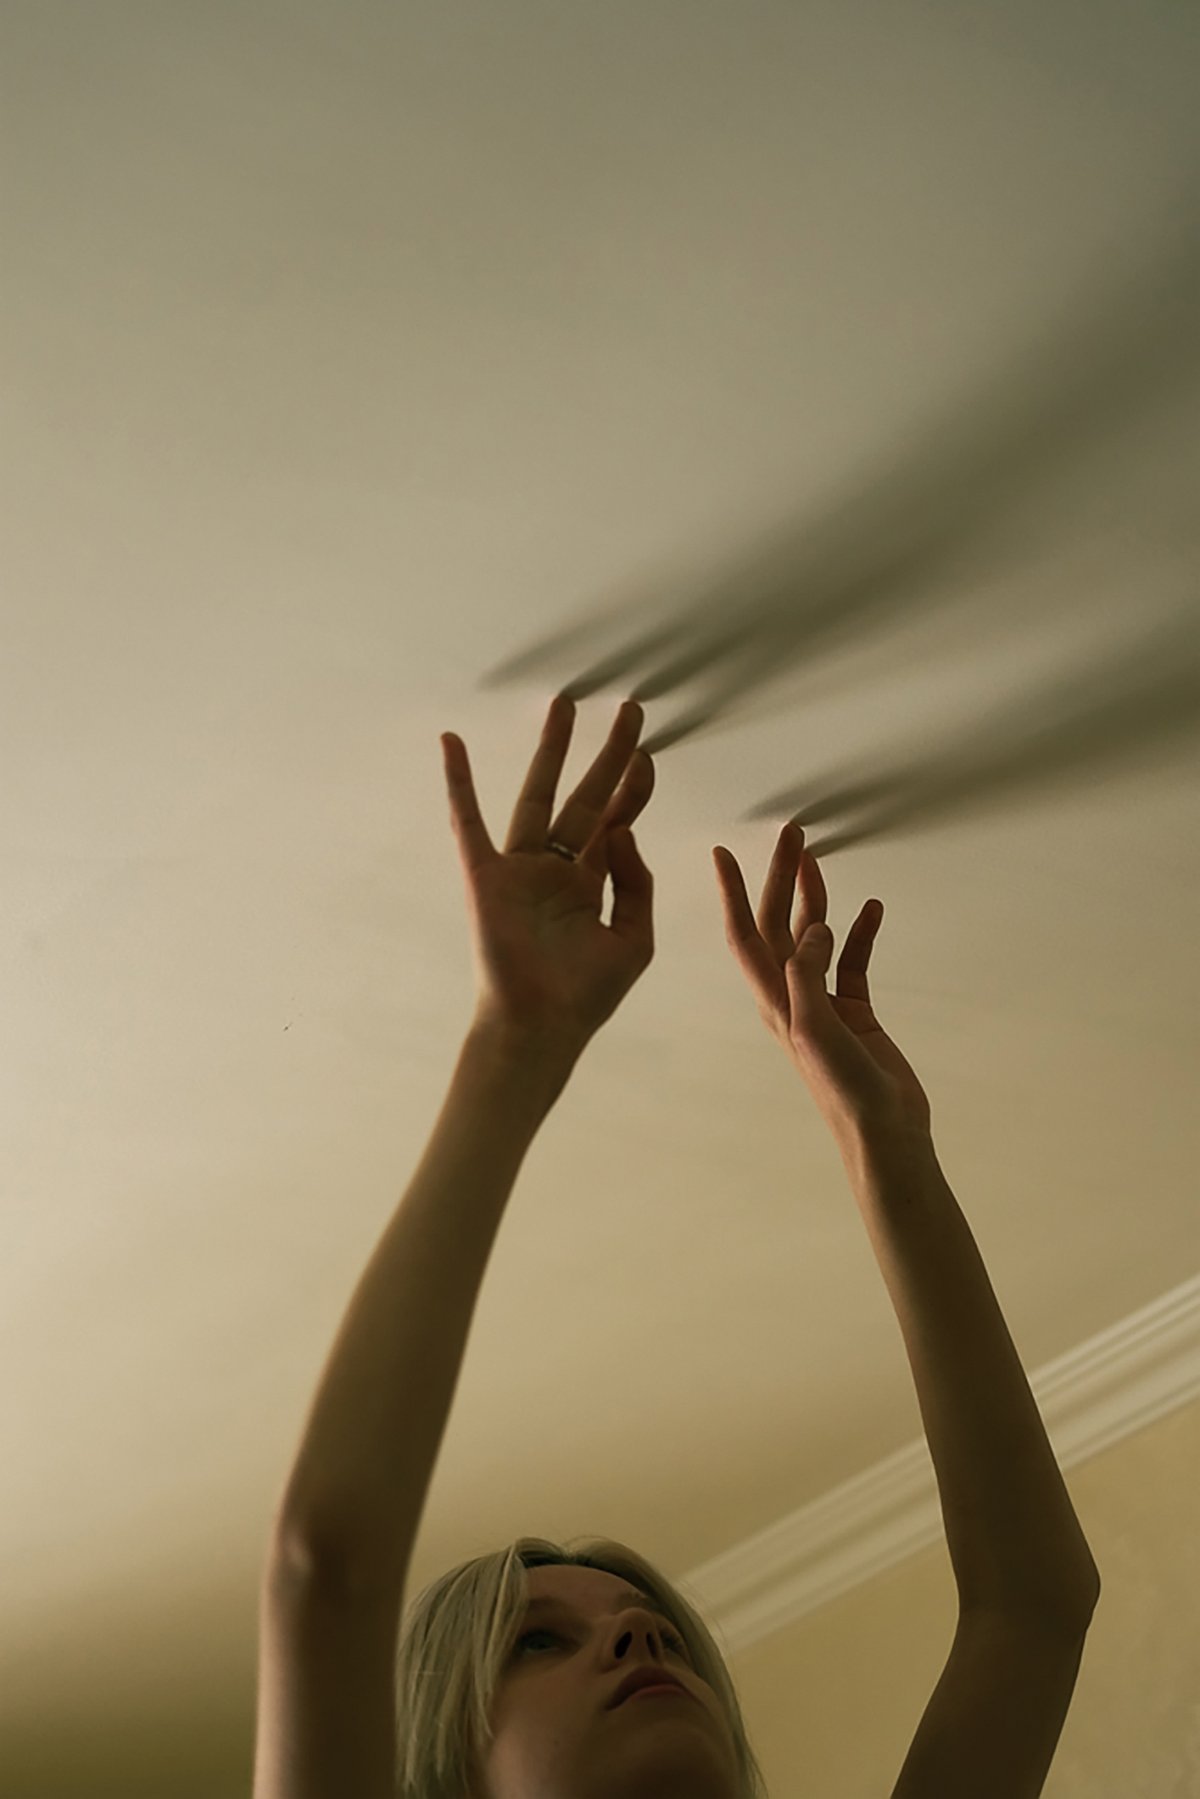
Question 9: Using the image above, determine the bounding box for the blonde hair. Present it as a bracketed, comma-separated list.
[394, 1533, 770, 1799]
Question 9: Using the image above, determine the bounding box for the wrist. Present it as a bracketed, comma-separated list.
[832, 1107, 937, 1187]
[462, 1013, 583, 1112]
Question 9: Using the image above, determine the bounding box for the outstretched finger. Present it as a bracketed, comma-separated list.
[505, 693, 580, 855]
[834, 899, 884, 1005]
[441, 733, 497, 873]
[757, 823, 809, 960]
[713, 844, 789, 1010]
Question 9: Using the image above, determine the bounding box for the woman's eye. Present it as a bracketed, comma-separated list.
[515, 1626, 688, 1657]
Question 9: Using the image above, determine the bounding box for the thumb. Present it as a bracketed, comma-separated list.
[801, 918, 833, 958]
[608, 825, 654, 949]
[785, 921, 834, 1018]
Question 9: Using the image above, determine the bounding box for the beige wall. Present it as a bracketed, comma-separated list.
[732, 1395, 1200, 1798]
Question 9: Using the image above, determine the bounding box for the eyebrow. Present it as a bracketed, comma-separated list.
[523, 1588, 676, 1623]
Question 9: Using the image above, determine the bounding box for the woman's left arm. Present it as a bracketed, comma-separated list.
[838, 1120, 1101, 1625]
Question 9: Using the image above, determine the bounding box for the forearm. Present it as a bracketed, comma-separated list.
[836, 1119, 1100, 1622]
[270, 1020, 572, 1590]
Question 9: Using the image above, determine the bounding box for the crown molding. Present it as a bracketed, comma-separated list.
[686, 1272, 1200, 1650]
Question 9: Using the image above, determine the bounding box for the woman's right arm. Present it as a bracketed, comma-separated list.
[267, 1017, 573, 1596]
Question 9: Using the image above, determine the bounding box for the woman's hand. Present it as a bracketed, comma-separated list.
[713, 825, 933, 1139]
[442, 694, 656, 1059]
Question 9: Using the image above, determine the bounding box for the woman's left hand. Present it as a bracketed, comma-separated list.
[441, 695, 657, 1056]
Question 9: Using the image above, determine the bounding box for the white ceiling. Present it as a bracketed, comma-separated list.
[3, 0, 1199, 1771]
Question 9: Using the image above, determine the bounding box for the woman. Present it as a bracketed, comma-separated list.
[253, 695, 1098, 1799]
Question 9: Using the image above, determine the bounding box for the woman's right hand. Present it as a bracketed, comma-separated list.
[712, 824, 933, 1140]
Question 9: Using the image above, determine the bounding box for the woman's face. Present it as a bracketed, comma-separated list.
[478, 1563, 741, 1799]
